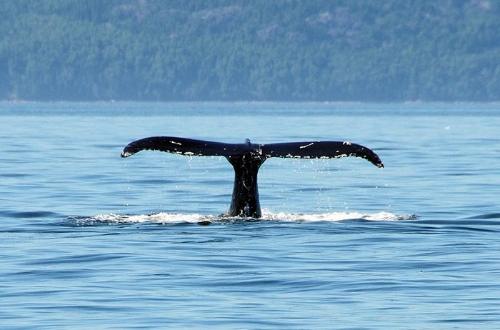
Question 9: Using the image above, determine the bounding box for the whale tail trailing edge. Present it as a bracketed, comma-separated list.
[261, 141, 384, 167]
[121, 136, 383, 167]
[121, 136, 383, 218]
[121, 136, 247, 158]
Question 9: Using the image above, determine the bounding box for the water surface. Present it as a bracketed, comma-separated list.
[1, 102, 500, 329]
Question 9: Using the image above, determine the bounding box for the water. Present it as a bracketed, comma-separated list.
[1, 102, 500, 329]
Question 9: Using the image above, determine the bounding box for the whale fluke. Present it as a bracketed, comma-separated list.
[121, 136, 246, 158]
[121, 137, 383, 218]
[261, 141, 384, 168]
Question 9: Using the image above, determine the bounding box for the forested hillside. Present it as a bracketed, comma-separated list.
[1, 0, 499, 101]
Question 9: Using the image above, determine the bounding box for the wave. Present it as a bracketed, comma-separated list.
[262, 211, 416, 222]
[68, 210, 416, 226]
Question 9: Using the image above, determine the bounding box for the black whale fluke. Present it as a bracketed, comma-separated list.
[121, 136, 383, 218]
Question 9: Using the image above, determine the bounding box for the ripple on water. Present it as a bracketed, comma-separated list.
[464, 213, 500, 220]
[0, 210, 62, 219]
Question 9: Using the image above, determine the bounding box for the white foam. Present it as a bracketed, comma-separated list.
[261, 210, 416, 222]
[74, 210, 415, 225]
[88, 212, 211, 224]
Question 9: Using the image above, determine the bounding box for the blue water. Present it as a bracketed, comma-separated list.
[1, 102, 500, 329]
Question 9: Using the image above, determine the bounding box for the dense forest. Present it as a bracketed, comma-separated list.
[0, 0, 499, 101]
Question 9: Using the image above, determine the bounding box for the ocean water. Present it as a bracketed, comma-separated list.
[1, 102, 499, 329]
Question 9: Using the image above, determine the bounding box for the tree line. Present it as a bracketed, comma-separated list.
[1, 0, 499, 101]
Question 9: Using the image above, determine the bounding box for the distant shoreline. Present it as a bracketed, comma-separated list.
[4, 2, 499, 104]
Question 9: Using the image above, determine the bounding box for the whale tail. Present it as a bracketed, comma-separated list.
[121, 136, 383, 218]
[121, 136, 383, 167]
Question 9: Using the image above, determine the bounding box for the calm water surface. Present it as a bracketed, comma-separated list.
[1, 102, 500, 329]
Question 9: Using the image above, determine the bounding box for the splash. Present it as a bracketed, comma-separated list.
[69, 210, 416, 226]
[261, 211, 416, 222]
